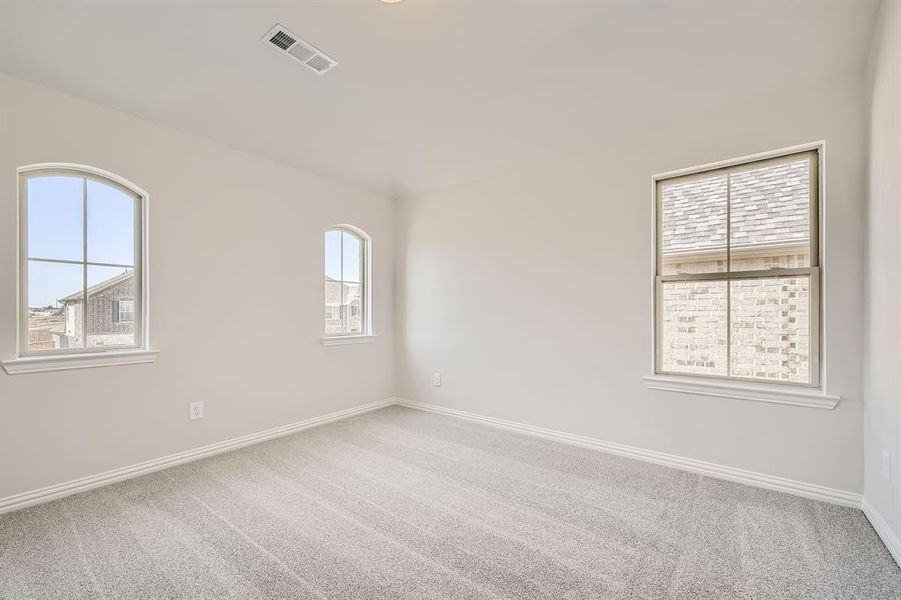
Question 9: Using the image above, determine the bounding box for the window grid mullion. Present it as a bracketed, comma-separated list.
[86, 260, 135, 269]
[340, 230, 346, 334]
[82, 176, 88, 349]
[658, 268, 814, 283]
[27, 257, 135, 269]
[658, 268, 817, 283]
[726, 171, 732, 377]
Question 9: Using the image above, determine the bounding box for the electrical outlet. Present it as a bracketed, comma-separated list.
[882, 450, 892, 482]
[432, 372, 441, 387]
[189, 401, 204, 421]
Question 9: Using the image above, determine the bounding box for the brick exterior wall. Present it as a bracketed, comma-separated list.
[67, 274, 136, 347]
[730, 277, 809, 382]
[89, 275, 135, 346]
[664, 251, 809, 276]
[661, 276, 811, 383]
[86, 275, 134, 335]
[661, 280, 728, 376]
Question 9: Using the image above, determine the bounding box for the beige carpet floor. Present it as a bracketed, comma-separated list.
[1, 405, 899, 599]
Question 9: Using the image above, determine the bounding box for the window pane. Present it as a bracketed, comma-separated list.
[325, 280, 343, 335]
[27, 176, 84, 261]
[660, 280, 728, 376]
[27, 260, 84, 350]
[87, 179, 135, 266]
[660, 175, 727, 275]
[730, 276, 810, 383]
[729, 157, 811, 272]
[325, 229, 342, 281]
[342, 232, 362, 283]
[86, 266, 136, 348]
[343, 282, 363, 334]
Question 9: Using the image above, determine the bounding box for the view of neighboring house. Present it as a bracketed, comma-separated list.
[28, 270, 136, 350]
[660, 158, 811, 382]
[324, 275, 362, 335]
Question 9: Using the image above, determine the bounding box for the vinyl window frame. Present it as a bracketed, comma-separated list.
[652, 146, 822, 389]
[15, 163, 151, 359]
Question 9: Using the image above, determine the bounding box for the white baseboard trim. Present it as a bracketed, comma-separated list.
[394, 398, 863, 509]
[0, 396, 871, 525]
[863, 498, 901, 566]
[0, 398, 395, 515]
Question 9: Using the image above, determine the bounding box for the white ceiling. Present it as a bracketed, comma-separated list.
[0, 1, 879, 198]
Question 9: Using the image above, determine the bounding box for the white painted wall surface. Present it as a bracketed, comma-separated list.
[395, 60, 870, 494]
[0, 74, 394, 499]
[864, 0, 901, 548]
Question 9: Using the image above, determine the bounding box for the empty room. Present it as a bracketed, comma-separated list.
[0, 0, 899, 598]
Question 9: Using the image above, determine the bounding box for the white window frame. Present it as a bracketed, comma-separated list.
[321, 224, 374, 345]
[646, 142, 839, 408]
[2, 163, 155, 374]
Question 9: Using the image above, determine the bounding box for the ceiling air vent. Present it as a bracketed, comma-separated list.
[262, 24, 337, 76]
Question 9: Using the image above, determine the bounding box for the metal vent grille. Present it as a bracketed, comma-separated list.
[262, 24, 337, 76]
[288, 42, 316, 63]
[268, 30, 296, 51]
[305, 55, 334, 73]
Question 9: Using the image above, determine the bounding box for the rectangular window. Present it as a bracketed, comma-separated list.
[655, 149, 819, 386]
[114, 300, 135, 323]
[19, 167, 145, 356]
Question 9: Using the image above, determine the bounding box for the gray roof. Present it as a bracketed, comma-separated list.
[661, 158, 809, 256]
[59, 270, 134, 303]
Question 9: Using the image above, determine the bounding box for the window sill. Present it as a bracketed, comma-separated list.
[642, 375, 840, 410]
[320, 335, 377, 347]
[1, 350, 159, 375]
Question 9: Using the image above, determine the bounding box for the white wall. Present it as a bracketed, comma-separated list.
[864, 0, 901, 546]
[0, 74, 394, 499]
[395, 60, 869, 493]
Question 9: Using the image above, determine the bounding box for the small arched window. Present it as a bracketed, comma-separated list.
[18, 164, 148, 356]
[324, 225, 370, 338]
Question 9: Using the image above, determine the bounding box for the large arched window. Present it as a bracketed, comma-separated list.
[17, 164, 148, 357]
[324, 225, 370, 339]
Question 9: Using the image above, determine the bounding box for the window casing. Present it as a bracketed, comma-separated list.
[324, 225, 370, 337]
[654, 149, 820, 387]
[18, 164, 148, 357]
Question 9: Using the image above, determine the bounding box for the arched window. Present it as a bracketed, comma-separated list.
[324, 225, 370, 338]
[17, 164, 148, 356]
